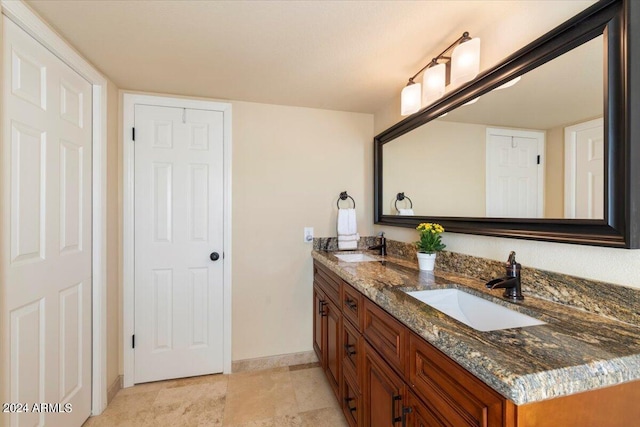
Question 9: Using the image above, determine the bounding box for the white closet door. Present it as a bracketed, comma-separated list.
[1, 17, 92, 427]
[134, 105, 224, 383]
[486, 128, 544, 218]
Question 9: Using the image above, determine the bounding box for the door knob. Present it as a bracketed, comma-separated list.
[210, 252, 220, 261]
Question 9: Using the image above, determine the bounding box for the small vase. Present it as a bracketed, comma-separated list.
[417, 252, 437, 271]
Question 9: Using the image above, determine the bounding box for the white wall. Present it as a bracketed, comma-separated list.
[231, 101, 373, 360]
[374, 0, 640, 289]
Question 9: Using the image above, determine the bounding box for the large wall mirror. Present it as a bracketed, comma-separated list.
[374, 0, 640, 248]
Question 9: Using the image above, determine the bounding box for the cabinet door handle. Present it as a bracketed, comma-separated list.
[319, 300, 328, 317]
[344, 343, 356, 356]
[392, 394, 402, 424]
[345, 298, 357, 310]
[401, 406, 413, 427]
[344, 397, 357, 413]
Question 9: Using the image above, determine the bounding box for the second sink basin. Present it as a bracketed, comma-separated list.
[406, 288, 545, 332]
[334, 253, 378, 263]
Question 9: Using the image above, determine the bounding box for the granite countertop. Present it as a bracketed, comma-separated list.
[311, 249, 640, 405]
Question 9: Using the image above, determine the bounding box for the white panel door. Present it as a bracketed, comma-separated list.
[1, 17, 92, 427]
[134, 105, 224, 383]
[567, 119, 604, 219]
[486, 128, 544, 218]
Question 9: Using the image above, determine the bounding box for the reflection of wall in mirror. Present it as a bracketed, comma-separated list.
[545, 126, 564, 218]
[383, 118, 602, 218]
[383, 120, 486, 217]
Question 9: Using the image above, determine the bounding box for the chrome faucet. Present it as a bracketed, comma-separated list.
[485, 251, 524, 301]
[368, 232, 387, 256]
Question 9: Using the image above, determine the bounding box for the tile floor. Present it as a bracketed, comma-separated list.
[82, 363, 349, 427]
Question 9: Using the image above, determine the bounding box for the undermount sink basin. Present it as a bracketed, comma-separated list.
[334, 253, 378, 263]
[406, 289, 546, 332]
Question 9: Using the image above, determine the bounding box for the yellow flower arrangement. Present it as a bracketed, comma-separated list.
[415, 222, 446, 254]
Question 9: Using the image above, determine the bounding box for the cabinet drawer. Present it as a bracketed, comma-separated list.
[409, 334, 506, 427]
[342, 369, 363, 427]
[342, 317, 362, 389]
[407, 390, 446, 427]
[342, 282, 364, 331]
[314, 261, 341, 305]
[363, 299, 408, 377]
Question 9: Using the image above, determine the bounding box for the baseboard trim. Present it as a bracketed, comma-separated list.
[232, 351, 318, 373]
[107, 375, 123, 403]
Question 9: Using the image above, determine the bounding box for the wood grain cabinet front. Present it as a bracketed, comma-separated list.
[363, 299, 408, 377]
[325, 296, 342, 401]
[405, 390, 447, 427]
[342, 368, 363, 427]
[342, 282, 364, 330]
[408, 334, 508, 427]
[363, 342, 407, 427]
[342, 316, 363, 387]
[312, 273, 342, 402]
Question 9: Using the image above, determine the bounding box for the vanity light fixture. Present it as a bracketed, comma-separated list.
[401, 31, 481, 116]
[493, 76, 522, 91]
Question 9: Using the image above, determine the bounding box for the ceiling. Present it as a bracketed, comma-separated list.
[442, 35, 603, 130]
[26, 0, 596, 114]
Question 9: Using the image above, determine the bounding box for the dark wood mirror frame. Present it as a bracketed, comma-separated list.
[374, 0, 640, 248]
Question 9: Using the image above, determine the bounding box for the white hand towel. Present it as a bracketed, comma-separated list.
[337, 208, 357, 236]
[338, 240, 358, 250]
[338, 233, 360, 242]
[397, 209, 415, 216]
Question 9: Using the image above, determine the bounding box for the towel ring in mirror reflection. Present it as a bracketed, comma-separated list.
[395, 192, 413, 211]
[337, 191, 356, 209]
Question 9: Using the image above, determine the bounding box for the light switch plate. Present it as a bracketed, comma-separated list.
[304, 227, 314, 243]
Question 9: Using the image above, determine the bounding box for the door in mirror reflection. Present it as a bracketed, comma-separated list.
[486, 128, 544, 218]
[565, 118, 604, 219]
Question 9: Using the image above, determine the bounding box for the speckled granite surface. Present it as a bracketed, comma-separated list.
[313, 236, 379, 251]
[311, 248, 640, 405]
[385, 240, 640, 327]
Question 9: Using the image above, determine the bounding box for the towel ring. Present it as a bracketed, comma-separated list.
[337, 191, 356, 209]
[395, 192, 413, 211]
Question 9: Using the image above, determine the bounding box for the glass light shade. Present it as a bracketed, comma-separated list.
[401, 82, 422, 116]
[451, 38, 481, 87]
[422, 62, 446, 106]
[493, 76, 522, 91]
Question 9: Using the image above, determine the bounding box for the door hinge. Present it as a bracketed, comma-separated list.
[132, 334, 135, 349]
[132, 127, 135, 141]
[537, 155, 541, 165]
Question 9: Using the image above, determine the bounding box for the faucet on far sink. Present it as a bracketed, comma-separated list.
[485, 251, 524, 301]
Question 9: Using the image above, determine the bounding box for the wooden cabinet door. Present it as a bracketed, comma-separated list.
[342, 317, 362, 388]
[406, 391, 446, 427]
[342, 369, 363, 427]
[313, 284, 326, 365]
[342, 282, 364, 331]
[364, 299, 408, 377]
[364, 342, 405, 427]
[325, 298, 342, 401]
[409, 334, 506, 427]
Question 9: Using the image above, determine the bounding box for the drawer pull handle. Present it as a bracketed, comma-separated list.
[392, 394, 402, 423]
[344, 397, 357, 413]
[344, 344, 356, 356]
[401, 406, 413, 427]
[318, 300, 328, 317]
[345, 298, 357, 310]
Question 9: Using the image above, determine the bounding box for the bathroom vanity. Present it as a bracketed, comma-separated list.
[312, 249, 640, 427]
